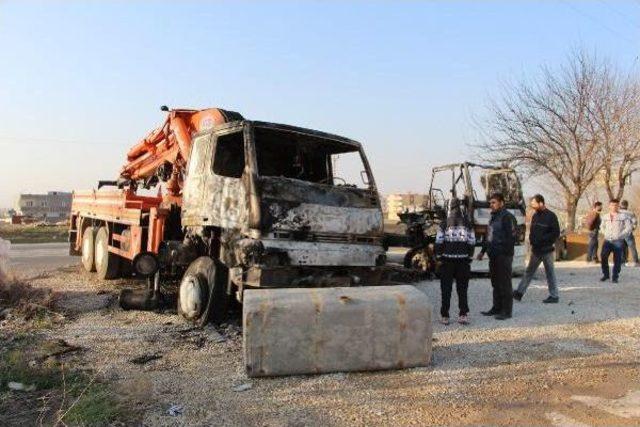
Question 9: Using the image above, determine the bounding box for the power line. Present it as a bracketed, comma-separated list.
[561, 0, 638, 46]
[597, 0, 640, 31]
[0, 135, 129, 146]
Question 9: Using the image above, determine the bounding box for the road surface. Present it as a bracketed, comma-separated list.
[7, 242, 76, 278]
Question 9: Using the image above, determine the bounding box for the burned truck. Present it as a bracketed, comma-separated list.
[70, 108, 386, 326]
[398, 162, 527, 276]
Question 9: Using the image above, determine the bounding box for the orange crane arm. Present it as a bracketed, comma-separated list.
[119, 107, 243, 196]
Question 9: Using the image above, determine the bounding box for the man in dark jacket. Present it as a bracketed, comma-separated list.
[513, 194, 561, 303]
[584, 201, 603, 263]
[477, 192, 517, 320]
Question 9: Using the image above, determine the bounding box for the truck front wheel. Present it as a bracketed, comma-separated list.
[95, 226, 120, 280]
[81, 226, 96, 272]
[178, 257, 228, 326]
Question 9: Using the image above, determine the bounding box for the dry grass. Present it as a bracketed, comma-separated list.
[0, 223, 68, 244]
[0, 338, 123, 426]
[0, 277, 59, 322]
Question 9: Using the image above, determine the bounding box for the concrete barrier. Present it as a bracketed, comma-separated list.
[243, 285, 432, 377]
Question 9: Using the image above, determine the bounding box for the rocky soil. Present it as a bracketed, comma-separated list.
[2, 261, 639, 426]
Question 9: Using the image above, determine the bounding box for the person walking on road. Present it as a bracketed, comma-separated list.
[477, 193, 517, 320]
[600, 199, 633, 283]
[620, 200, 639, 267]
[435, 199, 476, 325]
[584, 201, 602, 263]
[513, 194, 561, 303]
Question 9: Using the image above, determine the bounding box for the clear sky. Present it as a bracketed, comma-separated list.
[1, 1, 639, 208]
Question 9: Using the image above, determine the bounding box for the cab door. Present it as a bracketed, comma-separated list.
[182, 132, 214, 226]
[202, 127, 248, 230]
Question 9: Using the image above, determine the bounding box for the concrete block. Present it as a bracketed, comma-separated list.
[243, 285, 432, 377]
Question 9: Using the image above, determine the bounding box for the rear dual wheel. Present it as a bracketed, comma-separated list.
[81, 226, 96, 272]
[94, 226, 120, 280]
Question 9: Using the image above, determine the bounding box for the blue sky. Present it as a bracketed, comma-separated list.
[0, 1, 639, 207]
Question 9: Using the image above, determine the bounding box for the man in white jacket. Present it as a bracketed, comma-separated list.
[600, 199, 633, 283]
[620, 200, 638, 267]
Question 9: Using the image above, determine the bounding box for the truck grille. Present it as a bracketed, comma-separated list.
[272, 231, 379, 245]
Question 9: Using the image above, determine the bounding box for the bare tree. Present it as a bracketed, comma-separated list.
[587, 69, 640, 201]
[478, 51, 605, 230]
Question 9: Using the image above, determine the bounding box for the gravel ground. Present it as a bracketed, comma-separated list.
[6, 261, 640, 426]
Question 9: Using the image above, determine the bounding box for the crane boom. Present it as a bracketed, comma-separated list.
[119, 107, 243, 197]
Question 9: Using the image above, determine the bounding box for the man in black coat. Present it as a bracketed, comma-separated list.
[477, 192, 517, 320]
[513, 194, 561, 303]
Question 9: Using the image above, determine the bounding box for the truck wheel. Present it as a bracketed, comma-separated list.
[94, 227, 120, 280]
[404, 246, 438, 278]
[178, 256, 228, 326]
[81, 227, 96, 272]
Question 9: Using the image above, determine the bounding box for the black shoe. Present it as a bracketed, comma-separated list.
[494, 313, 512, 320]
[600, 276, 609, 282]
[481, 309, 499, 316]
[513, 290, 523, 301]
[612, 278, 619, 283]
[542, 296, 559, 303]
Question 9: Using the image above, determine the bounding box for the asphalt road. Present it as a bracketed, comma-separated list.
[7, 242, 76, 278]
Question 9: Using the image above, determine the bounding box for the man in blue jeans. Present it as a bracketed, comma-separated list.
[600, 199, 633, 283]
[513, 194, 561, 303]
[584, 201, 602, 263]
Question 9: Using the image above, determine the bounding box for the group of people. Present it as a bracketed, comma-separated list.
[435, 193, 637, 326]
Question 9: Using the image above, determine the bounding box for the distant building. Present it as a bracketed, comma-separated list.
[385, 193, 428, 221]
[15, 191, 72, 223]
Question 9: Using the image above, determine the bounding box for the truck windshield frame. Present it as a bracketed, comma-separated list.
[252, 125, 374, 190]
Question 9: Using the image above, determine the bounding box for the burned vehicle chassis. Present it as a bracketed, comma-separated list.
[392, 162, 526, 277]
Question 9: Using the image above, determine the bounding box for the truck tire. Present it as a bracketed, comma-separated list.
[94, 226, 120, 280]
[81, 226, 96, 272]
[178, 256, 228, 326]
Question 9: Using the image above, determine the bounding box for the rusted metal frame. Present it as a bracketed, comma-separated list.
[109, 224, 143, 260]
[243, 122, 261, 230]
[147, 208, 167, 253]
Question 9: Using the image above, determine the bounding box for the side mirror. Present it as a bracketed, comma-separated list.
[360, 170, 370, 186]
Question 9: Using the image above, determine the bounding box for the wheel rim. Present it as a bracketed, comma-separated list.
[179, 274, 206, 320]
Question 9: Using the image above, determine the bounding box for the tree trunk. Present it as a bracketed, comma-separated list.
[565, 196, 579, 231]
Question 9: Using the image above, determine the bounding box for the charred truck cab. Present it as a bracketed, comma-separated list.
[175, 121, 385, 322]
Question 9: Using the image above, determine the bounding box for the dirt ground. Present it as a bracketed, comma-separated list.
[2, 260, 640, 426]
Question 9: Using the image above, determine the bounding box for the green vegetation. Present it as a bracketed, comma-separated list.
[0, 337, 123, 425]
[0, 224, 68, 244]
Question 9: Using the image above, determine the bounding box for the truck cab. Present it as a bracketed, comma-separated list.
[178, 120, 385, 314]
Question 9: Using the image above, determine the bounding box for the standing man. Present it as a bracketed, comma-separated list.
[600, 199, 633, 283]
[477, 193, 517, 320]
[584, 202, 603, 263]
[620, 200, 638, 267]
[513, 194, 561, 303]
[435, 199, 475, 325]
